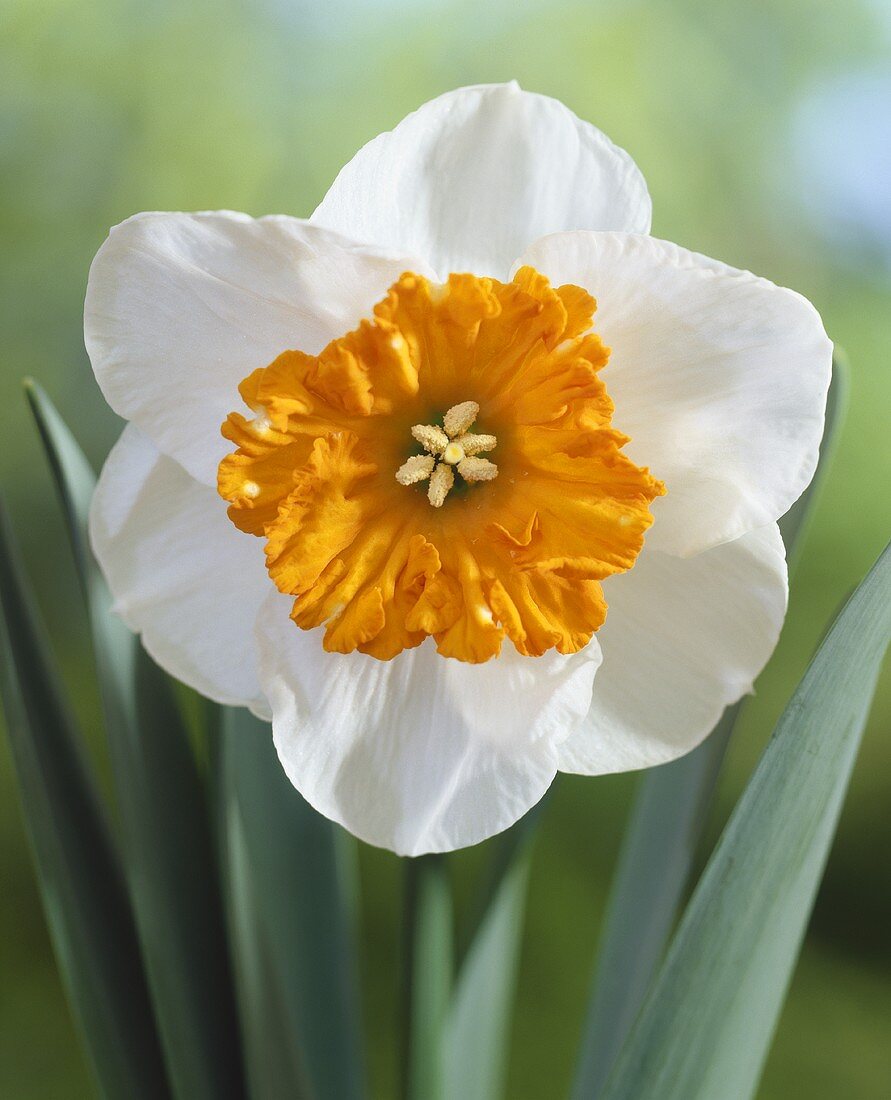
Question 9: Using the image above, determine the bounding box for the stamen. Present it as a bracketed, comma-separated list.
[457, 457, 498, 483]
[453, 433, 496, 455]
[428, 463, 454, 508]
[411, 424, 449, 454]
[397, 399, 498, 505]
[444, 400, 479, 437]
[396, 454, 436, 485]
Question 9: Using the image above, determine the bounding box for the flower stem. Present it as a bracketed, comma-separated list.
[401, 854, 453, 1100]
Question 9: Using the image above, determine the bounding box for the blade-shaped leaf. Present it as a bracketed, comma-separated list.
[25, 381, 245, 1100]
[599, 540, 891, 1100]
[0, 498, 170, 1100]
[570, 706, 738, 1100]
[437, 777, 547, 1100]
[571, 355, 848, 1098]
[212, 714, 311, 1100]
[444, 834, 533, 1100]
[403, 855, 453, 1100]
[219, 705, 366, 1100]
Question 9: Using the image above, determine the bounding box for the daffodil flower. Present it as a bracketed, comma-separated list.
[85, 83, 831, 855]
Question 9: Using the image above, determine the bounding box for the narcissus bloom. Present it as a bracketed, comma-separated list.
[85, 83, 831, 855]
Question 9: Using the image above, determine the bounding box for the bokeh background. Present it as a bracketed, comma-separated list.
[2, 0, 889, 1096]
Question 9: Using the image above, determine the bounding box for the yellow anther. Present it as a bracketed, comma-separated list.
[411, 424, 449, 454]
[457, 457, 498, 483]
[428, 463, 454, 508]
[442, 441, 466, 465]
[243, 480, 261, 499]
[444, 400, 479, 438]
[453, 432, 496, 456]
[396, 454, 435, 486]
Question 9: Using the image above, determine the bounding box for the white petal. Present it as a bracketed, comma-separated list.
[312, 82, 651, 280]
[517, 232, 832, 556]
[89, 424, 272, 712]
[557, 525, 788, 775]
[256, 592, 602, 855]
[85, 211, 433, 485]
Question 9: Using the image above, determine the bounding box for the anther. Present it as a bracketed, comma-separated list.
[457, 457, 498, 483]
[453, 433, 496, 455]
[444, 401, 479, 437]
[411, 424, 449, 454]
[428, 463, 454, 508]
[396, 454, 435, 485]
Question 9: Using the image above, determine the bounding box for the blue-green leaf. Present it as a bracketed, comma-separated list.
[212, 712, 312, 1099]
[599, 540, 891, 1100]
[570, 707, 738, 1100]
[444, 833, 533, 1100]
[0, 498, 171, 1100]
[25, 381, 245, 1100]
[437, 784, 547, 1100]
[218, 705, 366, 1100]
[403, 855, 453, 1100]
[571, 355, 848, 1098]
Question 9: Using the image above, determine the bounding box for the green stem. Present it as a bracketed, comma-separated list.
[401, 855, 453, 1100]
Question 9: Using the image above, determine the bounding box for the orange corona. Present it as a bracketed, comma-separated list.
[218, 266, 665, 663]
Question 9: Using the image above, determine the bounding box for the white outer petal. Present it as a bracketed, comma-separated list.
[89, 424, 272, 713]
[312, 82, 651, 280]
[557, 524, 788, 775]
[517, 232, 833, 556]
[84, 210, 434, 486]
[256, 590, 602, 856]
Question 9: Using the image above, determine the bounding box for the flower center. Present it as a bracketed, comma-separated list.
[395, 400, 499, 507]
[218, 267, 665, 664]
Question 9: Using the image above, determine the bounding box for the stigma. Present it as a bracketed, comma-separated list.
[396, 400, 498, 507]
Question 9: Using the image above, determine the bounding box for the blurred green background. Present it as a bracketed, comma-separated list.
[1, 0, 889, 1096]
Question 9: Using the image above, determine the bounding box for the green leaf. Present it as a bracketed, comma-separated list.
[444, 834, 533, 1100]
[434, 782, 547, 1100]
[403, 855, 454, 1100]
[218, 705, 366, 1100]
[461, 793, 547, 955]
[570, 706, 739, 1100]
[25, 381, 245, 1100]
[571, 355, 848, 1098]
[212, 714, 311, 1100]
[599, 541, 891, 1100]
[0, 498, 171, 1100]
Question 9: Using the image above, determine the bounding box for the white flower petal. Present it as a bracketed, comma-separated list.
[256, 591, 602, 855]
[90, 423, 272, 712]
[312, 82, 651, 280]
[517, 232, 832, 556]
[557, 524, 788, 775]
[84, 211, 433, 486]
